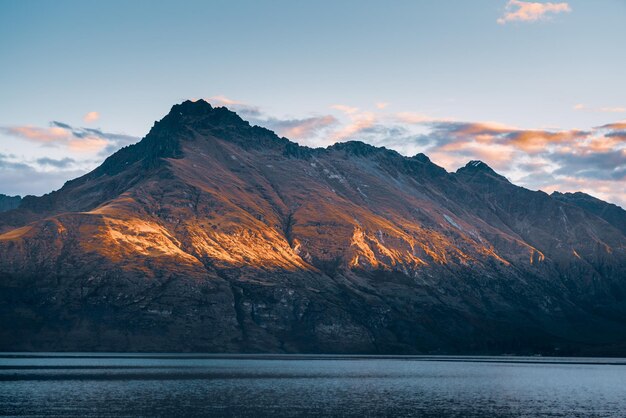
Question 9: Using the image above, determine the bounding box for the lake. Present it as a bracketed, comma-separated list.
[1, 354, 625, 417]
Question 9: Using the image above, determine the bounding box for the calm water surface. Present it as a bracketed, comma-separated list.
[1, 353, 625, 417]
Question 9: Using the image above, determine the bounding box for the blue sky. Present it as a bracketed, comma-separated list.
[1, 0, 625, 206]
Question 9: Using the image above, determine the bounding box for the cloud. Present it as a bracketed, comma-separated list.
[205, 95, 240, 106]
[376, 102, 390, 110]
[574, 104, 626, 113]
[599, 107, 626, 113]
[206, 95, 263, 118]
[83, 111, 100, 123]
[505, 129, 588, 152]
[606, 131, 626, 141]
[497, 0, 571, 24]
[395, 112, 451, 124]
[327, 104, 421, 142]
[0, 153, 87, 197]
[263, 115, 338, 140]
[36, 157, 75, 168]
[331, 104, 360, 115]
[2, 126, 69, 143]
[333, 112, 377, 140]
[1, 122, 138, 154]
[51, 121, 73, 130]
[0, 154, 31, 172]
[551, 150, 626, 181]
[597, 121, 626, 131]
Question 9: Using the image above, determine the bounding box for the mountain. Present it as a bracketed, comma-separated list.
[1, 100, 625, 354]
[551, 191, 626, 236]
[0, 194, 21, 213]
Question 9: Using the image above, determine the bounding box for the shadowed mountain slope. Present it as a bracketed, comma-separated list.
[1, 100, 625, 354]
[0, 194, 21, 213]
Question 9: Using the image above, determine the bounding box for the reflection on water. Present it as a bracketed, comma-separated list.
[1, 354, 625, 417]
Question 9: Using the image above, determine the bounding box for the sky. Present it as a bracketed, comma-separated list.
[1, 0, 625, 207]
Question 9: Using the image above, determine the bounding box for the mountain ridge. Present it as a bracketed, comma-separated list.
[1, 99, 625, 355]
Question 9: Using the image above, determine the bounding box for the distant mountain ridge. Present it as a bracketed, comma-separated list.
[1, 100, 625, 355]
[552, 191, 626, 236]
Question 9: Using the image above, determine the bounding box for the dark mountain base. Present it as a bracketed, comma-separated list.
[3, 268, 626, 356]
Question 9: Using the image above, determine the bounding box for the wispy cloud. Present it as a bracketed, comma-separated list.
[574, 104, 626, 113]
[0, 153, 86, 197]
[497, 0, 571, 24]
[331, 104, 360, 115]
[2, 122, 138, 155]
[331, 107, 377, 141]
[3, 126, 68, 143]
[600, 107, 626, 113]
[36, 157, 76, 168]
[597, 121, 626, 131]
[263, 115, 338, 140]
[395, 112, 451, 124]
[206, 95, 263, 118]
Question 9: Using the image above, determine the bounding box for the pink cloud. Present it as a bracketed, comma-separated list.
[574, 104, 626, 114]
[274, 115, 338, 140]
[438, 141, 515, 169]
[506, 129, 586, 152]
[497, 0, 571, 24]
[597, 121, 626, 131]
[331, 104, 360, 115]
[333, 114, 377, 140]
[395, 112, 452, 124]
[207, 95, 244, 106]
[2, 122, 136, 154]
[83, 111, 100, 123]
[67, 137, 109, 152]
[329, 104, 377, 140]
[4, 126, 70, 143]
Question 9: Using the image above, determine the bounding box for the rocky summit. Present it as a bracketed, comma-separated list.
[1, 100, 625, 355]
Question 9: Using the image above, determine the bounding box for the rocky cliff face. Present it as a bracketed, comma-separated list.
[1, 100, 625, 354]
[0, 194, 20, 213]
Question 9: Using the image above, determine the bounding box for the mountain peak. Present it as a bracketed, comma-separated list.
[170, 98, 213, 115]
[411, 153, 431, 163]
[551, 190, 626, 234]
[160, 99, 248, 129]
[328, 140, 398, 157]
[456, 160, 509, 182]
[464, 160, 489, 170]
